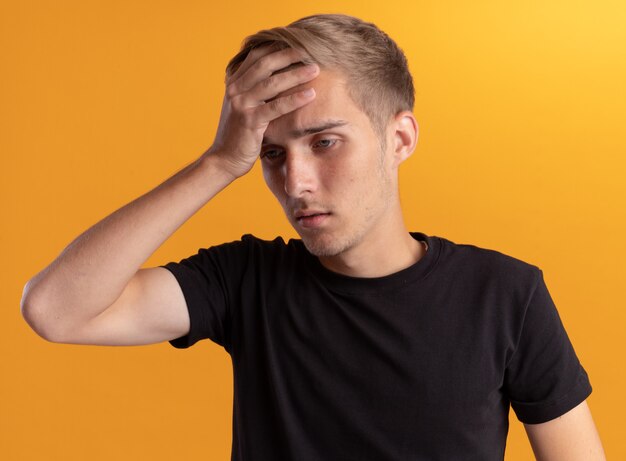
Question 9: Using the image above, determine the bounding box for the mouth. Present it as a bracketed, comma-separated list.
[294, 210, 331, 228]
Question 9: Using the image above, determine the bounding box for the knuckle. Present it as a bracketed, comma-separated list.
[256, 55, 274, 75]
[226, 83, 238, 98]
[268, 96, 286, 113]
[247, 47, 262, 60]
[230, 94, 244, 111]
[261, 74, 275, 89]
[229, 92, 239, 106]
[245, 46, 265, 64]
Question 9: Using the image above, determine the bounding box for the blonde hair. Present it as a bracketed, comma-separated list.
[225, 14, 415, 147]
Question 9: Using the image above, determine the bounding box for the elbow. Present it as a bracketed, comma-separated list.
[20, 279, 64, 343]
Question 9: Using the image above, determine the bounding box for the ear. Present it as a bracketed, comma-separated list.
[389, 111, 419, 168]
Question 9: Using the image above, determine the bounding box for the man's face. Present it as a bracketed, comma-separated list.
[260, 70, 398, 258]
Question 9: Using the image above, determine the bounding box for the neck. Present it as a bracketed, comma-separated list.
[318, 206, 425, 278]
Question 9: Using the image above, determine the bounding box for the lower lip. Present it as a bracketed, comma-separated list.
[297, 213, 330, 228]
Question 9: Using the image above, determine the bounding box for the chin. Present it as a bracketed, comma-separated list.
[303, 241, 342, 257]
[300, 232, 358, 258]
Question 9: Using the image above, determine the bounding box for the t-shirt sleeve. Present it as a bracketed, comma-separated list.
[504, 268, 592, 424]
[159, 240, 248, 353]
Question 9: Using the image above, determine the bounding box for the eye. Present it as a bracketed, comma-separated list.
[260, 148, 284, 161]
[313, 138, 338, 149]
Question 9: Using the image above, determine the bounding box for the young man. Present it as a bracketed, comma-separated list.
[21, 14, 605, 461]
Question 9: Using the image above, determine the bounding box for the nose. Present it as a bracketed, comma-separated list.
[283, 151, 317, 198]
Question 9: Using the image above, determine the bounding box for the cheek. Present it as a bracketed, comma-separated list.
[328, 160, 369, 194]
[320, 154, 360, 187]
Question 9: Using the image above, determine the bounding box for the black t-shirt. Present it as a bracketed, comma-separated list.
[161, 232, 592, 461]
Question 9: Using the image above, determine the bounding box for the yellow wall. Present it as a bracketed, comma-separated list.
[2, 1, 624, 459]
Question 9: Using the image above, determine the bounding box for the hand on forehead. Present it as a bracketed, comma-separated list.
[230, 44, 310, 85]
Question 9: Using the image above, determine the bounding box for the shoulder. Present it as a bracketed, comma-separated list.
[167, 234, 302, 274]
[433, 234, 542, 294]
[210, 234, 305, 268]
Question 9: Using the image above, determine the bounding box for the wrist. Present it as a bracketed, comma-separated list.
[198, 147, 241, 184]
[200, 146, 253, 182]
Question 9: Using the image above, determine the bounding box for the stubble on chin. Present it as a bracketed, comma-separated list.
[299, 223, 365, 258]
[302, 238, 342, 257]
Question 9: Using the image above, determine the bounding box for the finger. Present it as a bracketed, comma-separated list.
[227, 44, 278, 85]
[233, 47, 310, 94]
[249, 63, 319, 105]
[255, 87, 316, 124]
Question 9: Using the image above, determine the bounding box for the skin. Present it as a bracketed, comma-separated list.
[524, 400, 606, 460]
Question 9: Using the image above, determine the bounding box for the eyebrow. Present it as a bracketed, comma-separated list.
[262, 119, 349, 145]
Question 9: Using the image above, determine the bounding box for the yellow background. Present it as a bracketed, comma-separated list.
[2, 0, 624, 459]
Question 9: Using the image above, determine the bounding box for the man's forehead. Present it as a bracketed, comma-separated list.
[262, 70, 364, 145]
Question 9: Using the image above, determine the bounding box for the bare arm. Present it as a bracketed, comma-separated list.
[524, 400, 606, 461]
[21, 155, 232, 343]
[21, 46, 320, 345]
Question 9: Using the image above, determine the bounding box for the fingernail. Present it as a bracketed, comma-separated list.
[302, 88, 315, 97]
